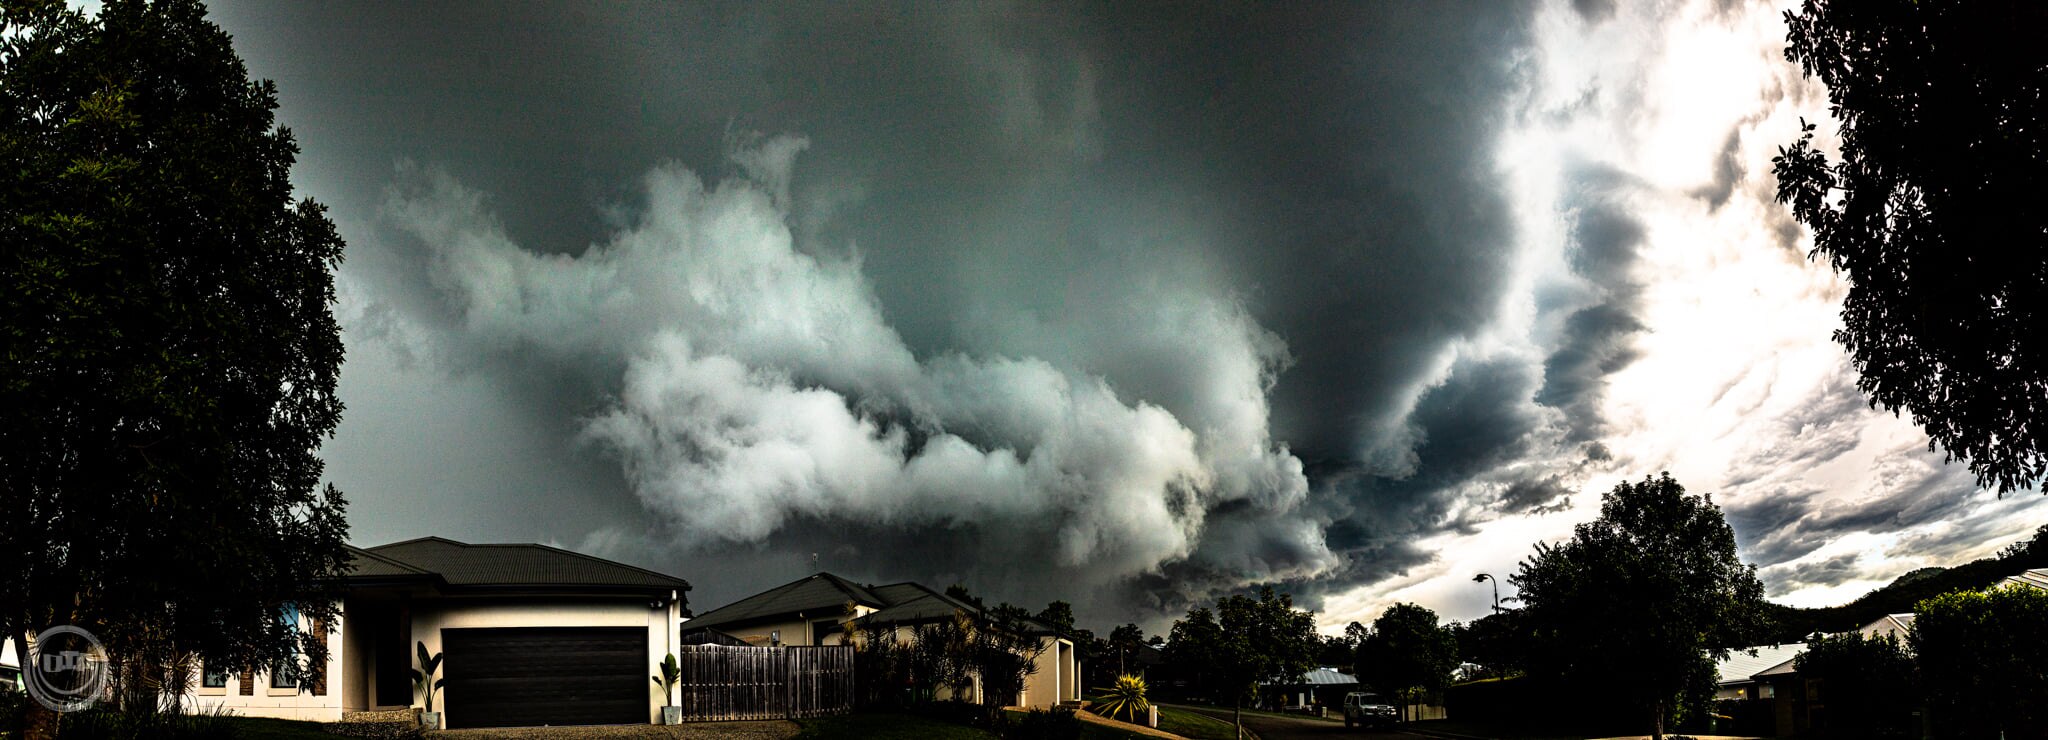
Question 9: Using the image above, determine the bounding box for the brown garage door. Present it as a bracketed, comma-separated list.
[441, 626, 647, 728]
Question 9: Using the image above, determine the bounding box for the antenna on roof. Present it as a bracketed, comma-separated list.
[812, 552, 820, 572]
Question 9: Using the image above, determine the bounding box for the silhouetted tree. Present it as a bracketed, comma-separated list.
[1775, 0, 2048, 494]
[1108, 623, 1145, 675]
[2, 0, 349, 736]
[1794, 632, 1916, 739]
[1356, 603, 1458, 722]
[1912, 585, 2048, 739]
[1166, 588, 1319, 739]
[1511, 474, 1768, 740]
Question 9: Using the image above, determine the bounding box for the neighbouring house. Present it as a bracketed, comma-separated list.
[1262, 666, 1359, 710]
[2003, 567, 2048, 591]
[189, 537, 689, 729]
[1713, 643, 1805, 701]
[682, 572, 1081, 709]
[1715, 614, 1923, 738]
[1859, 612, 1916, 640]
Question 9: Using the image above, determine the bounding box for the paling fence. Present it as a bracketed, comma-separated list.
[674, 644, 855, 721]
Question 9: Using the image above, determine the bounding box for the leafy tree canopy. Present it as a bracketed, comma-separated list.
[1, 0, 349, 727]
[1165, 588, 1319, 738]
[1356, 602, 1458, 721]
[1911, 584, 2048, 739]
[1510, 474, 1767, 740]
[1775, 0, 2048, 493]
[1793, 632, 1916, 739]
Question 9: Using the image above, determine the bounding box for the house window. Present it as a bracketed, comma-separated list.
[201, 665, 229, 689]
[272, 603, 300, 689]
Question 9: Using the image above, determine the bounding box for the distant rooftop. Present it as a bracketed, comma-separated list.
[683, 572, 887, 633]
[688, 572, 1062, 636]
[2004, 568, 2048, 591]
[1715, 644, 1804, 686]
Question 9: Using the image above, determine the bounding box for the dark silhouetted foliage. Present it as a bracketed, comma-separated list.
[1775, 0, 2048, 494]
[1911, 585, 2048, 739]
[1794, 632, 1916, 739]
[1511, 474, 1768, 740]
[1356, 603, 1457, 722]
[2, 0, 349, 734]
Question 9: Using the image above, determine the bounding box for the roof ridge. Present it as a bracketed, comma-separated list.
[345, 544, 432, 575]
[368, 535, 468, 550]
[521, 542, 692, 590]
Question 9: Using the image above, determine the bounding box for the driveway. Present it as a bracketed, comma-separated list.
[1167, 705, 1413, 740]
[432, 721, 800, 740]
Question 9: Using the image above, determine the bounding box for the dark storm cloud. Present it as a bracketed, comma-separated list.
[203, 0, 1671, 626]
[1538, 169, 1651, 443]
[1761, 552, 1860, 591]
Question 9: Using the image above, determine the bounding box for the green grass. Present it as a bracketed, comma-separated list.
[794, 710, 999, 740]
[223, 717, 335, 740]
[1167, 702, 1342, 724]
[1153, 706, 1241, 740]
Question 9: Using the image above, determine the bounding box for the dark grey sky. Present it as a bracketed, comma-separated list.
[206, 0, 2046, 629]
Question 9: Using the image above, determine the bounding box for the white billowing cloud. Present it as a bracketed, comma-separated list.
[380, 137, 1320, 580]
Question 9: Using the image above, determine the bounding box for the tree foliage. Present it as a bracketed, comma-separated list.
[1165, 588, 1318, 738]
[1357, 603, 1458, 722]
[1910, 584, 2048, 739]
[1775, 0, 2048, 494]
[1793, 632, 1916, 739]
[0, 0, 349, 728]
[1511, 474, 1768, 740]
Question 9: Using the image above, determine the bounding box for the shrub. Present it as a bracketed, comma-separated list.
[1008, 707, 1081, 740]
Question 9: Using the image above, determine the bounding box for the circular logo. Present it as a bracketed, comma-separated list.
[24, 625, 110, 713]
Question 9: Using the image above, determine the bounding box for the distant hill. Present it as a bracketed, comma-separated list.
[1762, 524, 2048, 642]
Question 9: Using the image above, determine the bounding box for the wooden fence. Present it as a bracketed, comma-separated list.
[674, 644, 855, 721]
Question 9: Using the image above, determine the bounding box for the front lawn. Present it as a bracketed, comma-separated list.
[223, 717, 335, 740]
[1152, 707, 1239, 740]
[794, 711, 997, 740]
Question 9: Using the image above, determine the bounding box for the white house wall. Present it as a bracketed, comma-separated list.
[186, 602, 346, 722]
[187, 595, 680, 727]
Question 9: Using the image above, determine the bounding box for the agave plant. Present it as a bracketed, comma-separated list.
[411, 641, 445, 713]
[1092, 673, 1149, 723]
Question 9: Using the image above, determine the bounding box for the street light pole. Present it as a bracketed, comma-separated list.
[1473, 573, 1499, 614]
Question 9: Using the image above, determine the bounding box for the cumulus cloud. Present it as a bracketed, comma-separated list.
[379, 140, 1319, 600]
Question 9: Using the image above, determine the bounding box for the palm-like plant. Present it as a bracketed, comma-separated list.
[411, 641, 445, 713]
[652, 653, 681, 704]
[1092, 674, 1150, 723]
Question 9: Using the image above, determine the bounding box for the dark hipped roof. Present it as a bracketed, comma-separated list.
[683, 573, 886, 633]
[853, 582, 1061, 635]
[346, 536, 689, 592]
[688, 572, 1065, 638]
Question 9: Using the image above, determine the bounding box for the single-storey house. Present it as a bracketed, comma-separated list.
[190, 537, 690, 729]
[1713, 643, 1804, 701]
[1262, 666, 1359, 709]
[683, 572, 1080, 708]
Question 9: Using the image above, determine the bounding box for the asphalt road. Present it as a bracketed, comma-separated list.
[1168, 705, 1416, 740]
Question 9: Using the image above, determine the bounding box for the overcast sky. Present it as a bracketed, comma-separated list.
[204, 0, 2048, 633]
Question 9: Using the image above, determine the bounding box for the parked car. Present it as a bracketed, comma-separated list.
[1342, 691, 1396, 729]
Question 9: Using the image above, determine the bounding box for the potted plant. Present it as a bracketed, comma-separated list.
[653, 653, 682, 724]
[412, 641, 445, 730]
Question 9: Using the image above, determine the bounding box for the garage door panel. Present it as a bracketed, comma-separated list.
[442, 627, 647, 728]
